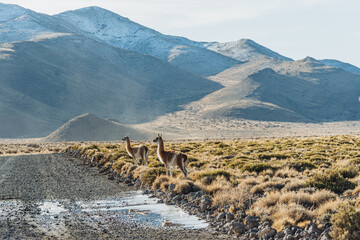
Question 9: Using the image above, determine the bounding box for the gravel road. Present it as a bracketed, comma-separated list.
[0, 154, 226, 239]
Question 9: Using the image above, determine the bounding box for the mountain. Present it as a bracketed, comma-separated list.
[319, 59, 360, 75]
[0, 33, 221, 138]
[0, 3, 77, 43]
[55, 6, 239, 76]
[45, 113, 151, 142]
[201, 57, 360, 122]
[204, 39, 292, 62]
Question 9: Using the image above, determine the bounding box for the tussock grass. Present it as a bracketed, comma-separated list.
[331, 203, 360, 240]
[307, 170, 357, 194]
[70, 135, 360, 232]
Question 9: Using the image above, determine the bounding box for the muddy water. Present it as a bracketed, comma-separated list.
[0, 190, 207, 238]
[78, 191, 208, 229]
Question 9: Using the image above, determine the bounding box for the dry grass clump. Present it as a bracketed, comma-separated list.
[271, 203, 314, 231]
[241, 162, 275, 173]
[132, 166, 148, 179]
[330, 202, 360, 240]
[251, 189, 337, 230]
[316, 199, 342, 222]
[68, 135, 360, 233]
[140, 168, 166, 186]
[196, 176, 232, 194]
[250, 178, 289, 194]
[173, 179, 201, 194]
[282, 179, 307, 192]
[152, 175, 170, 191]
[192, 169, 231, 184]
[0, 142, 71, 155]
[112, 160, 126, 172]
[212, 183, 251, 209]
[148, 161, 163, 168]
[287, 161, 316, 172]
[307, 170, 357, 194]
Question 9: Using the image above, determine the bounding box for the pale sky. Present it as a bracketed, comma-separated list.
[2, 0, 360, 67]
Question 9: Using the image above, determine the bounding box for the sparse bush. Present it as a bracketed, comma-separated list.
[258, 153, 291, 160]
[173, 180, 201, 194]
[212, 184, 251, 209]
[338, 166, 358, 178]
[192, 170, 231, 184]
[112, 160, 126, 172]
[307, 170, 356, 194]
[152, 175, 170, 190]
[70, 145, 80, 150]
[288, 161, 316, 172]
[140, 168, 166, 186]
[148, 161, 163, 168]
[331, 202, 360, 240]
[242, 163, 274, 173]
[188, 160, 206, 168]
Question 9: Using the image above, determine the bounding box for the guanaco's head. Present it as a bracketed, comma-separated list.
[122, 134, 129, 141]
[153, 134, 162, 143]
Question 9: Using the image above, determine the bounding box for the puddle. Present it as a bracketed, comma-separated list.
[77, 191, 208, 229]
[0, 191, 208, 232]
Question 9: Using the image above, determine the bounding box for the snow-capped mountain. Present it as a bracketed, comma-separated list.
[0, 3, 77, 43]
[55, 6, 239, 76]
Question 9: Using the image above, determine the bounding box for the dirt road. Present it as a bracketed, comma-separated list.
[0, 154, 225, 239]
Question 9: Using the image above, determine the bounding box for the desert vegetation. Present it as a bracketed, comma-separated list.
[0, 142, 72, 155]
[69, 135, 360, 238]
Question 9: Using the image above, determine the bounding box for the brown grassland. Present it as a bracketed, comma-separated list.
[69, 135, 360, 238]
[5, 135, 360, 239]
[0, 142, 71, 155]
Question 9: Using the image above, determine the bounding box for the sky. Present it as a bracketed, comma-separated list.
[2, 0, 360, 66]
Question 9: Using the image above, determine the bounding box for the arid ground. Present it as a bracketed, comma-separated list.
[0, 154, 226, 239]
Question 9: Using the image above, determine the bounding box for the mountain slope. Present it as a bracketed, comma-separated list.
[319, 59, 360, 75]
[55, 7, 239, 76]
[0, 33, 221, 138]
[205, 39, 292, 62]
[0, 3, 77, 43]
[45, 113, 151, 142]
[204, 57, 360, 122]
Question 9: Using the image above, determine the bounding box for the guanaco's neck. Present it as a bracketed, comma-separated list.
[157, 138, 165, 154]
[126, 139, 133, 152]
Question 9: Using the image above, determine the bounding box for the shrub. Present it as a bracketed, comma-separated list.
[174, 180, 201, 194]
[258, 153, 291, 160]
[93, 152, 104, 161]
[109, 151, 127, 162]
[288, 161, 316, 172]
[331, 203, 360, 240]
[152, 175, 170, 190]
[148, 161, 163, 168]
[192, 170, 231, 184]
[188, 160, 206, 168]
[112, 160, 126, 172]
[242, 163, 274, 173]
[338, 166, 358, 179]
[140, 168, 166, 186]
[306, 171, 356, 194]
[228, 159, 246, 169]
[70, 145, 80, 150]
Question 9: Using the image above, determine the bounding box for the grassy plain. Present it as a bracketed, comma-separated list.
[6, 135, 360, 238]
